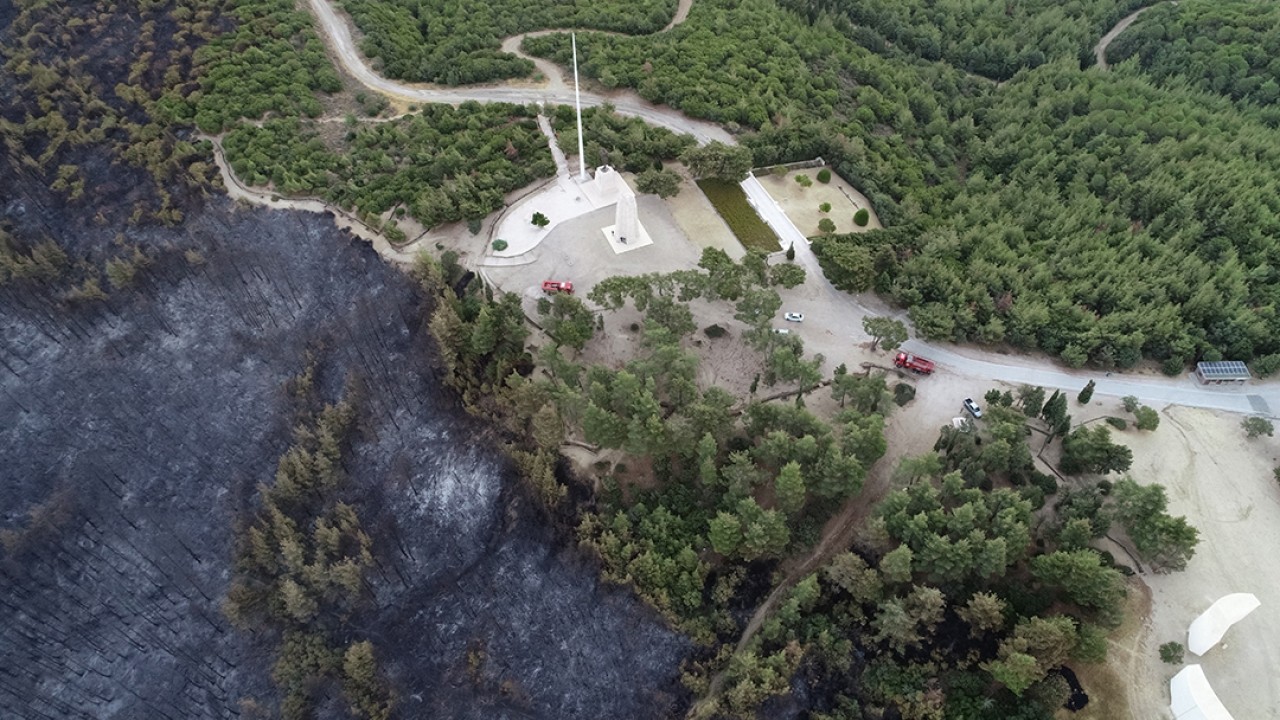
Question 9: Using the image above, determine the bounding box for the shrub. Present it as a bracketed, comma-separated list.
[817, 168, 831, 183]
[531, 211, 550, 227]
[1020, 485, 1046, 510]
[853, 208, 870, 226]
[1133, 406, 1160, 431]
[819, 202, 831, 213]
[704, 324, 728, 338]
[1243, 416, 1274, 438]
[785, 244, 795, 261]
[1161, 357, 1186, 376]
[1105, 417, 1127, 430]
[1121, 395, 1139, 413]
[1061, 345, 1088, 368]
[468, 218, 483, 235]
[818, 218, 836, 234]
[1253, 354, 1280, 377]
[893, 383, 916, 406]
[795, 174, 813, 187]
[1030, 472, 1059, 497]
[492, 239, 508, 251]
[1159, 642, 1184, 665]
[697, 178, 781, 252]
[772, 165, 789, 177]
[1077, 380, 1096, 404]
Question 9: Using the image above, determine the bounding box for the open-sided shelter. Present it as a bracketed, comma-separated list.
[1170, 665, 1233, 720]
[1187, 593, 1261, 656]
[1195, 361, 1250, 385]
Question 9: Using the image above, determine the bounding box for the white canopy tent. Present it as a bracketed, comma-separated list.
[1170, 665, 1234, 720]
[1188, 593, 1261, 656]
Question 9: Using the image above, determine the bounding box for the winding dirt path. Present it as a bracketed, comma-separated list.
[305, 0, 729, 144]
[1095, 2, 1175, 70]
[695, 460, 893, 707]
[498, 0, 694, 94]
[205, 135, 431, 264]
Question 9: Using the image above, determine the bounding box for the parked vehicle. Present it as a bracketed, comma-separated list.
[784, 312, 804, 322]
[894, 352, 935, 375]
[772, 328, 791, 334]
[963, 398, 983, 418]
[541, 280, 574, 295]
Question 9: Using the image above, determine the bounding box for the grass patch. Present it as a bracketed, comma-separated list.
[696, 178, 781, 253]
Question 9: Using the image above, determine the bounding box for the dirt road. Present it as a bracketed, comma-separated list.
[1094, 2, 1173, 69]
[305, 0, 730, 144]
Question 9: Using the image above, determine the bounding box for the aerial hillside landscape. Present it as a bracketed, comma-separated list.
[2, 0, 1278, 718]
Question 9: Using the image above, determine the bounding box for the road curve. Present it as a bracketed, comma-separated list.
[1095, 2, 1173, 70]
[306, 0, 731, 144]
[300, 0, 1275, 417]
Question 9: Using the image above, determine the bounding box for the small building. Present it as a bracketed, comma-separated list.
[1195, 361, 1250, 385]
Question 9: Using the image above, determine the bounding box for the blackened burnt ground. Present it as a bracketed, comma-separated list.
[0, 188, 688, 718]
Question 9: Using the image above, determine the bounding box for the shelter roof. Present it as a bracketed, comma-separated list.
[1196, 361, 1250, 381]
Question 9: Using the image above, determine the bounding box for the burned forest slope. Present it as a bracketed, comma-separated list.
[0, 172, 688, 718]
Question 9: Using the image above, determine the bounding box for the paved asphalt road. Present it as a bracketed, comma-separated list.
[308, 0, 1276, 417]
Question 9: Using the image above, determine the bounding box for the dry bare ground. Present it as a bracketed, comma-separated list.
[756, 167, 883, 237]
[662, 165, 745, 261]
[1096, 405, 1280, 719]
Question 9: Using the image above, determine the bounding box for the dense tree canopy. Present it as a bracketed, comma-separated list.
[341, 0, 677, 84]
[548, 104, 696, 172]
[784, 0, 1148, 80]
[1108, 0, 1280, 119]
[523, 0, 1280, 365]
[224, 104, 556, 231]
[157, 0, 342, 133]
[819, 62, 1280, 365]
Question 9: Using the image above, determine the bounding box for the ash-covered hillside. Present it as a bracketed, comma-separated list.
[0, 180, 688, 718]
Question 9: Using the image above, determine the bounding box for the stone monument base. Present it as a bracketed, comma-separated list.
[601, 222, 653, 254]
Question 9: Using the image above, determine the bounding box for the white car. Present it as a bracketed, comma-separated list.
[784, 312, 804, 322]
[963, 398, 983, 419]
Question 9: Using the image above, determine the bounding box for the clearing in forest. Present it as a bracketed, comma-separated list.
[758, 166, 882, 238]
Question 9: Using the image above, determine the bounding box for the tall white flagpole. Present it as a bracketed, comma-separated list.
[572, 33, 587, 181]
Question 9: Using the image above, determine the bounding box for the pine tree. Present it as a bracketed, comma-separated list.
[1077, 380, 1096, 405]
[774, 461, 806, 516]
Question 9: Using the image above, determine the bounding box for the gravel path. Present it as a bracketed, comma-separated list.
[1094, 2, 1174, 70]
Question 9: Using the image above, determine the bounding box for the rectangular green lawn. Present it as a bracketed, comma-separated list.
[696, 179, 781, 253]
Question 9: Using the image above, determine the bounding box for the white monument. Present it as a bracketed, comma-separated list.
[572, 33, 587, 181]
[570, 40, 651, 253]
[589, 166, 651, 253]
[614, 179, 638, 244]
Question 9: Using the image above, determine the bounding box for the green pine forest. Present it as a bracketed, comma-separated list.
[338, 0, 678, 84]
[416, 245, 1197, 719]
[1106, 0, 1280, 112]
[516, 0, 1280, 369]
[223, 106, 557, 238]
